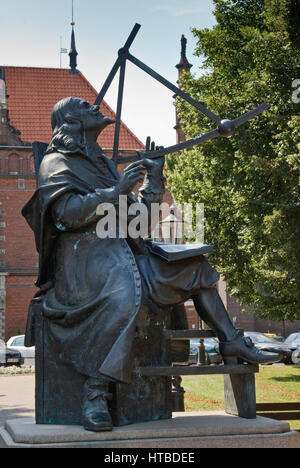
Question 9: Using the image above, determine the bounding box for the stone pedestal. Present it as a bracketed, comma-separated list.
[1, 412, 299, 448]
[34, 301, 189, 427]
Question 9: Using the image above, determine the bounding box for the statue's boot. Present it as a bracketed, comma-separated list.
[193, 288, 279, 365]
[82, 377, 113, 432]
[219, 334, 280, 365]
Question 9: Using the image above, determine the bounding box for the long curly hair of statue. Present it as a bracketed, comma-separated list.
[45, 97, 87, 156]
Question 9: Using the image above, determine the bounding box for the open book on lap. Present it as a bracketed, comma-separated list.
[146, 241, 214, 262]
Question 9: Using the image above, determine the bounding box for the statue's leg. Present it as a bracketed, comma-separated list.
[82, 376, 113, 432]
[192, 287, 236, 342]
[192, 288, 279, 365]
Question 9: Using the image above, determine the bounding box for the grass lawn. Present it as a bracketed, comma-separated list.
[182, 365, 300, 431]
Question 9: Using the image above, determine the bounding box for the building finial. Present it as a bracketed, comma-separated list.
[71, 0, 75, 26]
[69, 0, 79, 74]
[176, 34, 192, 72]
[175, 35, 192, 144]
[181, 35, 187, 60]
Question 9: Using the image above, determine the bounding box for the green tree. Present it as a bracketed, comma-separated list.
[166, 0, 300, 321]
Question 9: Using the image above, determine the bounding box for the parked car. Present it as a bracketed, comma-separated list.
[291, 347, 300, 365]
[264, 333, 284, 343]
[284, 333, 300, 349]
[0, 339, 23, 366]
[284, 334, 300, 365]
[189, 338, 223, 365]
[6, 335, 35, 366]
[244, 331, 293, 364]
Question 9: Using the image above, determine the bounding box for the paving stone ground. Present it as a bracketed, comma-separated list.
[0, 374, 35, 427]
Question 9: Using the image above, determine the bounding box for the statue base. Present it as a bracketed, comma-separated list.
[1, 412, 299, 448]
[34, 300, 188, 426]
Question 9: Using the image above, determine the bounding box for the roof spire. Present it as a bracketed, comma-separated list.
[176, 35, 192, 72]
[181, 35, 187, 59]
[174, 35, 192, 144]
[69, 0, 79, 74]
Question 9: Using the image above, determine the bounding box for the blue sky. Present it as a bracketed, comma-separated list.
[1, 0, 216, 145]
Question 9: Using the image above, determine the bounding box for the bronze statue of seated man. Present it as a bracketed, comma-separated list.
[22, 97, 278, 432]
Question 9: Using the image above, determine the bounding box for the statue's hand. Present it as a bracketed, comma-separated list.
[116, 161, 146, 195]
[139, 137, 165, 178]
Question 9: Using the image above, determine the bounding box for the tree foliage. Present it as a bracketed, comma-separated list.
[166, 0, 300, 321]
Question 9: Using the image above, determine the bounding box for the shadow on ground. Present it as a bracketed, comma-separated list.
[270, 373, 300, 383]
[0, 408, 34, 427]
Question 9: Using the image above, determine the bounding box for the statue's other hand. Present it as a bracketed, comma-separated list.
[139, 136, 165, 177]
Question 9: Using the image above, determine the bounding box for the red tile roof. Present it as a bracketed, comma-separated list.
[3, 66, 144, 150]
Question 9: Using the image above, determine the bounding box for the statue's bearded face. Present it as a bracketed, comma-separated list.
[47, 97, 115, 155]
[77, 100, 106, 130]
[51, 97, 114, 134]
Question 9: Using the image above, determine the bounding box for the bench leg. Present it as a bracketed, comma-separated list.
[172, 376, 185, 412]
[224, 373, 256, 419]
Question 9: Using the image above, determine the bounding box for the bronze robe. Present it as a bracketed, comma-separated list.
[22, 150, 219, 383]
